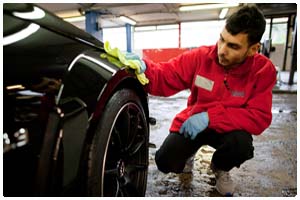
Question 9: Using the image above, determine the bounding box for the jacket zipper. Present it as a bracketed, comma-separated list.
[223, 70, 230, 91]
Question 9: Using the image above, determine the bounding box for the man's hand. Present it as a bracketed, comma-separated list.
[179, 112, 209, 140]
[124, 52, 147, 73]
[101, 41, 149, 85]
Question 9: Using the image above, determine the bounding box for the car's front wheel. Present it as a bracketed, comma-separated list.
[87, 88, 149, 196]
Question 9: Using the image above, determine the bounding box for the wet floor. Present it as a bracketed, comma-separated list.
[145, 91, 297, 197]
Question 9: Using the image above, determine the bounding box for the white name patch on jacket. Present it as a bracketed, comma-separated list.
[195, 75, 214, 91]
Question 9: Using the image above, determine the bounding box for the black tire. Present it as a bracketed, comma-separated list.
[87, 89, 149, 196]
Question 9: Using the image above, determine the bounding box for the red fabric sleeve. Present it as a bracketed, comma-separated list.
[207, 63, 277, 135]
[143, 49, 199, 97]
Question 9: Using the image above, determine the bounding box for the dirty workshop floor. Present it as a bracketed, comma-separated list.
[145, 91, 297, 197]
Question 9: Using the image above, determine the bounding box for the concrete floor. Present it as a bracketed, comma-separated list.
[145, 89, 297, 197]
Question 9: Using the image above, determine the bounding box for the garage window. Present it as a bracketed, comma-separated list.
[180, 20, 225, 48]
[134, 24, 179, 49]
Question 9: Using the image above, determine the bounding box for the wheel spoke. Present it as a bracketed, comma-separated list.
[105, 167, 118, 176]
[124, 114, 140, 153]
[112, 126, 126, 154]
[114, 105, 145, 158]
[126, 163, 148, 174]
[112, 127, 121, 146]
[114, 177, 121, 197]
[119, 174, 140, 196]
[127, 135, 146, 157]
[104, 174, 119, 196]
[124, 105, 132, 146]
[113, 107, 132, 154]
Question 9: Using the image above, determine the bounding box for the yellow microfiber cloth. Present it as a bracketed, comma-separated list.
[100, 41, 149, 85]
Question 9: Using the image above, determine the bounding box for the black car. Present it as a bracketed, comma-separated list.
[3, 3, 149, 197]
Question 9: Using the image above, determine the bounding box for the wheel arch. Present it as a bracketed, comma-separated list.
[109, 75, 149, 122]
[92, 69, 149, 127]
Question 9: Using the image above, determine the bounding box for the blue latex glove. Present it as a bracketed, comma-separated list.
[125, 52, 147, 73]
[179, 112, 209, 140]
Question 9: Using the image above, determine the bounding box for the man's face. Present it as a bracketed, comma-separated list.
[217, 27, 258, 68]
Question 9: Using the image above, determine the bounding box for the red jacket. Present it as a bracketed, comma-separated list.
[144, 45, 277, 135]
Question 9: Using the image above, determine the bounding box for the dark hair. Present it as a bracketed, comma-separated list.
[225, 5, 266, 45]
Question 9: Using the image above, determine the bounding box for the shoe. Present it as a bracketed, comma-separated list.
[179, 155, 194, 188]
[182, 155, 194, 173]
[178, 172, 193, 188]
[211, 163, 235, 196]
